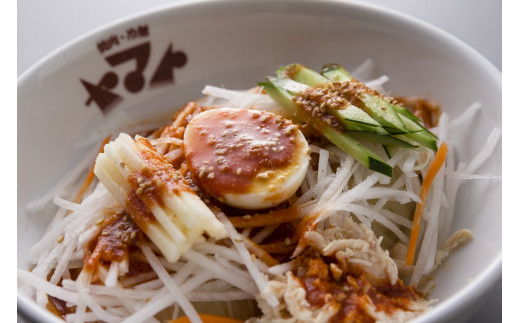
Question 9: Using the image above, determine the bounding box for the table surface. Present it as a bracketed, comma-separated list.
[17, 0, 502, 322]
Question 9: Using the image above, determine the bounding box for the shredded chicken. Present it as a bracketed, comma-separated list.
[252, 217, 430, 323]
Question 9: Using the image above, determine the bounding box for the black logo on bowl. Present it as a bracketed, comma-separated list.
[80, 24, 187, 114]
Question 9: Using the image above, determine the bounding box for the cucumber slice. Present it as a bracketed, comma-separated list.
[358, 94, 407, 133]
[349, 132, 417, 148]
[262, 80, 393, 177]
[322, 64, 352, 82]
[332, 104, 387, 134]
[395, 132, 438, 152]
[320, 126, 393, 177]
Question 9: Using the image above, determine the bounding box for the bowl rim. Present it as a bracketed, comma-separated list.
[17, 0, 502, 322]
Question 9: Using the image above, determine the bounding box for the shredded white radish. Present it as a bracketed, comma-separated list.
[141, 242, 201, 323]
[18, 61, 501, 322]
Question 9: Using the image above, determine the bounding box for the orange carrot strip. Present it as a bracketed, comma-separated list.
[259, 241, 295, 254]
[169, 314, 243, 323]
[243, 238, 279, 266]
[406, 142, 448, 266]
[73, 136, 111, 204]
[228, 206, 301, 228]
[291, 210, 321, 257]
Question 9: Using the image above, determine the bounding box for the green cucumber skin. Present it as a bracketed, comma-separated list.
[349, 132, 417, 148]
[283, 64, 408, 134]
[261, 81, 393, 177]
[262, 63, 440, 174]
[320, 126, 393, 177]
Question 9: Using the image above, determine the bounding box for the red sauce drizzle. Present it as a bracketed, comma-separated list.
[124, 137, 195, 226]
[184, 108, 299, 197]
[84, 211, 142, 272]
[294, 251, 421, 322]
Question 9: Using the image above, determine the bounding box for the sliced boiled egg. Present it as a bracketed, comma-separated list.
[184, 107, 310, 210]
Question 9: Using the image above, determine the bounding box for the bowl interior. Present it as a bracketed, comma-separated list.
[18, 1, 501, 321]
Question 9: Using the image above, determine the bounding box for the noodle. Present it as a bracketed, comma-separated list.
[18, 61, 501, 322]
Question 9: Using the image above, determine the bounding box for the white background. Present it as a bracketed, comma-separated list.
[17, 0, 502, 74]
[17, 0, 502, 322]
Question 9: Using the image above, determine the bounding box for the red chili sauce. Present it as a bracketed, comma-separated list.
[124, 137, 196, 228]
[184, 108, 299, 197]
[295, 251, 421, 322]
[84, 211, 141, 272]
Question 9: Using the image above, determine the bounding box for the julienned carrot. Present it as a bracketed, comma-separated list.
[406, 142, 448, 266]
[292, 211, 321, 257]
[169, 314, 243, 323]
[73, 135, 111, 204]
[228, 206, 301, 228]
[244, 238, 280, 266]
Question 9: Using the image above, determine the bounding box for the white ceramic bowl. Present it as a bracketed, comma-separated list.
[18, 0, 501, 322]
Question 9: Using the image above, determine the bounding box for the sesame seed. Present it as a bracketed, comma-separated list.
[130, 232, 136, 240]
[236, 168, 242, 176]
[234, 237, 243, 243]
[120, 162, 126, 168]
[136, 177, 143, 184]
[207, 173, 215, 179]
[257, 171, 273, 179]
[136, 187, 144, 195]
[243, 214, 251, 219]
[257, 173, 268, 179]
[216, 149, 227, 155]
[57, 235, 64, 243]
[285, 238, 291, 245]
[101, 231, 109, 236]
